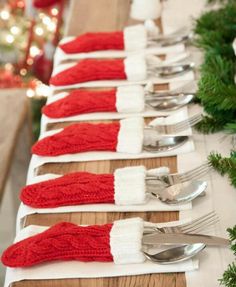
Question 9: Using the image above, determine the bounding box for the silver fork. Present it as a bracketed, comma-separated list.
[145, 113, 202, 135]
[144, 211, 219, 234]
[146, 161, 212, 186]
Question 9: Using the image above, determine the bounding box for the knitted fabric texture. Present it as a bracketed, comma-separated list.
[42, 89, 117, 118]
[20, 172, 115, 208]
[60, 32, 124, 54]
[1, 222, 113, 267]
[31, 122, 120, 156]
[50, 59, 126, 86]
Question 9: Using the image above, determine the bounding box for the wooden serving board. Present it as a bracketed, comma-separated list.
[12, 1, 186, 286]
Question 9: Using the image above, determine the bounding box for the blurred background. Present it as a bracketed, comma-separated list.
[0, 0, 66, 283]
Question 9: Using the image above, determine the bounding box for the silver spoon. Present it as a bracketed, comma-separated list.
[145, 93, 194, 111]
[143, 243, 205, 264]
[147, 180, 207, 205]
[143, 135, 188, 153]
[150, 62, 195, 78]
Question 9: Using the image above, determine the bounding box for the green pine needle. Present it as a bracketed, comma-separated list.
[220, 262, 236, 287]
[208, 152, 236, 187]
[220, 226, 236, 287]
[195, 116, 226, 134]
[193, 2, 236, 133]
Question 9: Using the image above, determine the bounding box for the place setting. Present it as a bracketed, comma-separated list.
[28, 109, 198, 179]
[41, 80, 197, 131]
[54, 20, 192, 65]
[16, 161, 211, 228]
[2, 215, 229, 286]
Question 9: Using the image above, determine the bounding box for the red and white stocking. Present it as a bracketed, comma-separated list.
[42, 86, 145, 118]
[59, 25, 147, 54]
[49, 56, 147, 86]
[2, 218, 145, 267]
[20, 166, 147, 207]
[32, 117, 144, 156]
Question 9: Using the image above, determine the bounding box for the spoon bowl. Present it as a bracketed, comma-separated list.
[146, 93, 194, 111]
[147, 180, 208, 205]
[157, 63, 195, 78]
[143, 135, 189, 153]
[144, 243, 205, 264]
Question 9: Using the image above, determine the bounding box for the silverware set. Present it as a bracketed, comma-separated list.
[145, 92, 195, 111]
[146, 162, 211, 205]
[148, 28, 193, 47]
[142, 212, 229, 264]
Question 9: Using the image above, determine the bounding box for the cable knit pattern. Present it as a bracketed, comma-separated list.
[49, 59, 126, 86]
[20, 172, 115, 208]
[42, 89, 117, 118]
[60, 32, 124, 54]
[32, 122, 120, 156]
[1, 222, 113, 267]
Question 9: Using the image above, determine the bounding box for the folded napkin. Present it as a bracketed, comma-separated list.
[60, 25, 147, 54]
[20, 166, 170, 208]
[41, 81, 195, 131]
[28, 109, 194, 181]
[17, 170, 191, 228]
[54, 20, 187, 66]
[2, 218, 197, 268]
[42, 86, 145, 118]
[4, 220, 198, 287]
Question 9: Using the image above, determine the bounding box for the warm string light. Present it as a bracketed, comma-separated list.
[27, 81, 51, 98]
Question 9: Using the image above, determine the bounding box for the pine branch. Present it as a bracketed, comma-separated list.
[225, 123, 236, 134]
[220, 262, 236, 287]
[208, 152, 236, 187]
[195, 116, 226, 134]
[194, 3, 236, 57]
[220, 226, 236, 287]
[228, 226, 236, 255]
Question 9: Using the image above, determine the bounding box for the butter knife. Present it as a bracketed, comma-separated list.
[142, 233, 230, 247]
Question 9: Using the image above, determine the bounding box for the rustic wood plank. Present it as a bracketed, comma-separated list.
[15, 1, 186, 287]
[0, 89, 29, 202]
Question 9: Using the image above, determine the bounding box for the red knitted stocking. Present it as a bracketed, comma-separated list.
[20, 172, 115, 208]
[1, 222, 113, 267]
[60, 32, 124, 54]
[49, 59, 126, 86]
[42, 89, 117, 118]
[31, 122, 120, 156]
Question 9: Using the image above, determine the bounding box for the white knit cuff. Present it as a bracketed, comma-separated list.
[123, 24, 147, 51]
[124, 56, 147, 81]
[115, 85, 145, 113]
[117, 117, 144, 154]
[130, 0, 162, 20]
[110, 218, 145, 264]
[114, 166, 146, 205]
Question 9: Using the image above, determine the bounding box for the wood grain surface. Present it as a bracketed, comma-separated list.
[13, 1, 186, 286]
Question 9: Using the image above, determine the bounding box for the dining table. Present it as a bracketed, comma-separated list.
[14, 0, 187, 286]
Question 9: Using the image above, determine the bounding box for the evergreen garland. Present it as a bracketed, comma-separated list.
[219, 226, 236, 287]
[193, 2, 236, 133]
[208, 151, 236, 187]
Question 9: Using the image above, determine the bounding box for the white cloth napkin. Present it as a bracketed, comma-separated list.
[27, 108, 195, 182]
[40, 80, 196, 132]
[50, 60, 195, 91]
[54, 41, 186, 66]
[4, 220, 199, 287]
[17, 169, 192, 229]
